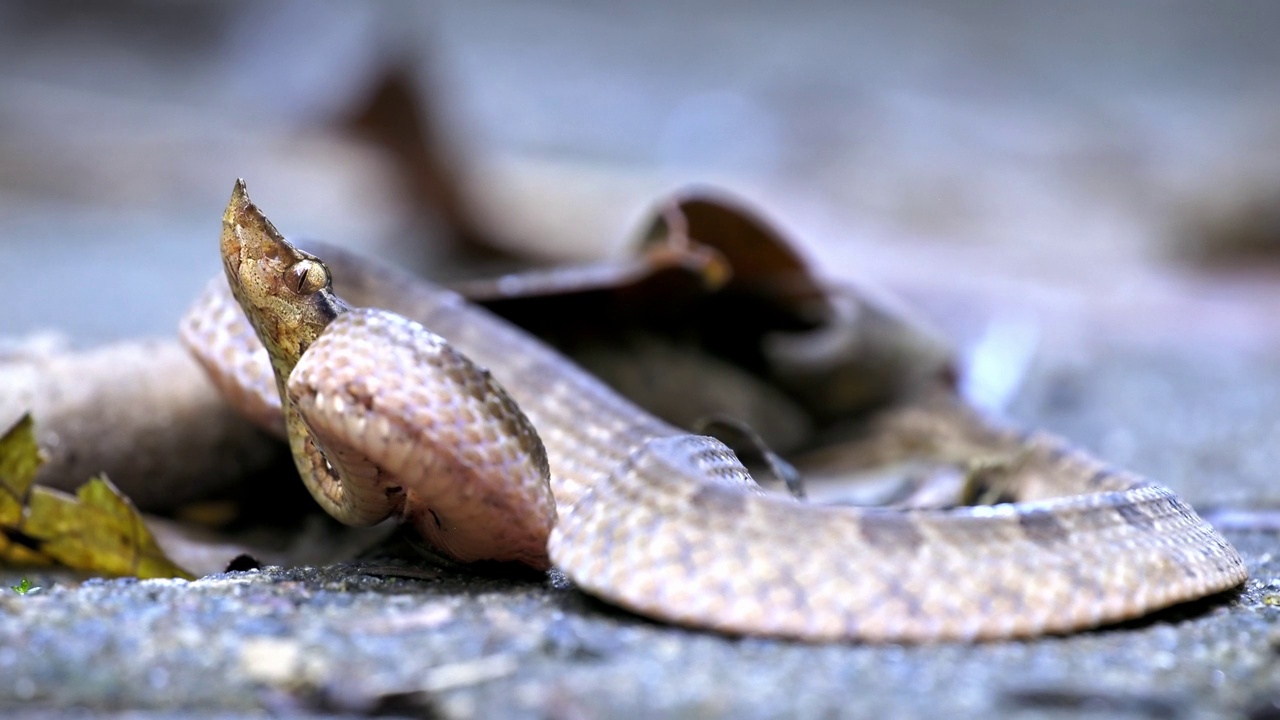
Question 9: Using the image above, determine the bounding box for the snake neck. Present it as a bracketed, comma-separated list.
[255, 289, 351, 410]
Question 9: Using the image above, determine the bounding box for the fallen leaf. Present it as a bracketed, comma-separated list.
[451, 228, 730, 333]
[444, 191, 956, 450]
[26, 475, 194, 579]
[640, 192, 834, 327]
[0, 414, 43, 521]
[0, 414, 193, 579]
[0, 414, 54, 566]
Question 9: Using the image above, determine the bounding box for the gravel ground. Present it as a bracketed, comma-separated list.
[1012, 349, 1280, 511]
[2, 534, 1277, 719]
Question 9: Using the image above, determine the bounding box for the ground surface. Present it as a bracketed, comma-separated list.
[2, 346, 1278, 719]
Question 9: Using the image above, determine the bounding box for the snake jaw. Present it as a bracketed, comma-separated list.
[220, 178, 258, 279]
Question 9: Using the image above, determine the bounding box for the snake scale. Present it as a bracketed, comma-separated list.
[180, 180, 1246, 642]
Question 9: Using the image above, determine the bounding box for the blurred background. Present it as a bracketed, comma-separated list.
[3, 0, 1280, 355]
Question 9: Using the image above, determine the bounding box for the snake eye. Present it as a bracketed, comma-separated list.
[291, 259, 329, 295]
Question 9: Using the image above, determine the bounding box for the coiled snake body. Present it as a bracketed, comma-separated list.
[181, 181, 1246, 642]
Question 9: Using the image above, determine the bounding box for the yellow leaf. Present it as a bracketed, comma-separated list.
[26, 476, 194, 580]
[0, 415, 193, 579]
[0, 414, 43, 524]
[0, 414, 54, 565]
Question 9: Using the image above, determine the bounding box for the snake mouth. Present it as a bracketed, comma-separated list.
[221, 179, 251, 277]
[221, 237, 242, 277]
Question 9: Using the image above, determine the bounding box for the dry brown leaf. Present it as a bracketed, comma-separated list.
[640, 192, 834, 326]
[456, 190, 956, 429]
[450, 229, 730, 333]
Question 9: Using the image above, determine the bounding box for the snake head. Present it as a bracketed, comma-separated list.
[220, 179, 349, 372]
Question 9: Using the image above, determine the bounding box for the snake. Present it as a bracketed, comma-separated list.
[179, 180, 1247, 642]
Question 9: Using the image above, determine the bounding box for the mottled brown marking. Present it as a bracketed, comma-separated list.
[857, 511, 924, 552]
[1018, 508, 1069, 546]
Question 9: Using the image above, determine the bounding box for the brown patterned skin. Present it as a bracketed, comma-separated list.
[182, 180, 1247, 642]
